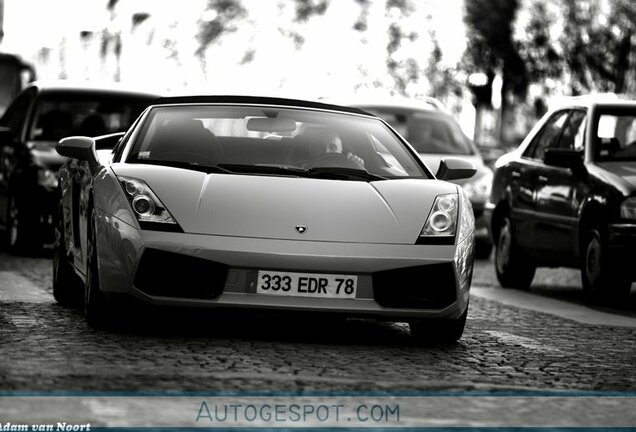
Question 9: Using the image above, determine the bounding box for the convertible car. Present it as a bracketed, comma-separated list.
[54, 96, 476, 342]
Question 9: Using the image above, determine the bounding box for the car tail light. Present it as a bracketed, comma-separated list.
[118, 176, 182, 232]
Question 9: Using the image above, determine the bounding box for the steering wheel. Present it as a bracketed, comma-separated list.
[303, 152, 364, 169]
[152, 151, 217, 165]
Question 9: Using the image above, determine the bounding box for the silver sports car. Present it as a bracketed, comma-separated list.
[54, 96, 476, 343]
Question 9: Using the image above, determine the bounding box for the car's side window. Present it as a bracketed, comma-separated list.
[0, 89, 35, 136]
[523, 111, 569, 160]
[558, 110, 587, 151]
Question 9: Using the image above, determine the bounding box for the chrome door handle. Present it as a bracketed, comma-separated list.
[511, 171, 521, 179]
[538, 175, 549, 183]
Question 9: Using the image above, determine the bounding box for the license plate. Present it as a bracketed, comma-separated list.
[256, 270, 357, 299]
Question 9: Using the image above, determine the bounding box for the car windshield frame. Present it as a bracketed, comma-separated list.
[124, 104, 433, 180]
[593, 106, 636, 162]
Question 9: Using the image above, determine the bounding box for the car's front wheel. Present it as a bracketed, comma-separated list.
[5, 193, 39, 254]
[494, 215, 535, 289]
[53, 204, 80, 305]
[581, 227, 632, 301]
[84, 209, 112, 328]
[409, 307, 468, 344]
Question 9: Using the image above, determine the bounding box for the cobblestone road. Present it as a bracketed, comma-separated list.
[1, 251, 635, 392]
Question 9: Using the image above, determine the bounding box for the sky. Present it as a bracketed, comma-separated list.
[1, 0, 467, 99]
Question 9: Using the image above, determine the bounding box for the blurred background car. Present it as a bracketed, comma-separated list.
[348, 97, 494, 258]
[0, 81, 159, 253]
[487, 96, 636, 300]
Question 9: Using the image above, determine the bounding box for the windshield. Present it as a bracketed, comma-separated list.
[126, 105, 429, 179]
[361, 108, 474, 155]
[29, 92, 155, 142]
[595, 109, 636, 161]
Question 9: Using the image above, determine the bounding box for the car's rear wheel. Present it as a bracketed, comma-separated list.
[581, 227, 632, 302]
[84, 209, 112, 328]
[495, 215, 535, 289]
[53, 204, 80, 305]
[409, 307, 468, 344]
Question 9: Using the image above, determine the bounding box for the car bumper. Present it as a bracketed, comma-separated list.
[471, 201, 490, 243]
[608, 223, 636, 276]
[95, 211, 473, 321]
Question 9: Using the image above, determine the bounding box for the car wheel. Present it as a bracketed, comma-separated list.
[6, 193, 39, 254]
[474, 240, 493, 260]
[84, 209, 111, 329]
[581, 228, 631, 302]
[52, 205, 80, 305]
[409, 307, 468, 345]
[494, 215, 535, 289]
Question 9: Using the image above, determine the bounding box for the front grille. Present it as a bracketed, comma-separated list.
[134, 248, 228, 299]
[372, 263, 456, 309]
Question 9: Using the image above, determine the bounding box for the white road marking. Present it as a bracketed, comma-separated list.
[0, 271, 52, 303]
[484, 330, 561, 352]
[471, 286, 636, 329]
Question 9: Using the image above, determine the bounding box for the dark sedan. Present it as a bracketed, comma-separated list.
[487, 97, 636, 300]
[0, 81, 159, 253]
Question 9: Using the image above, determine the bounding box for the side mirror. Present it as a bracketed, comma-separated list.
[94, 132, 125, 151]
[436, 157, 477, 181]
[544, 148, 583, 169]
[56, 136, 98, 166]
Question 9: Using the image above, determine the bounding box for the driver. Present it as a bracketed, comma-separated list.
[317, 130, 365, 167]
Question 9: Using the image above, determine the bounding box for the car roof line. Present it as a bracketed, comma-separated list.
[153, 95, 373, 116]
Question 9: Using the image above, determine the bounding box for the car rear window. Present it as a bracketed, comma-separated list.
[595, 108, 636, 161]
[30, 92, 155, 142]
[358, 108, 475, 155]
[126, 105, 430, 179]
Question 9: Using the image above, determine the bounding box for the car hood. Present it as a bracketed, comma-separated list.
[111, 164, 457, 244]
[419, 153, 486, 186]
[29, 141, 67, 171]
[595, 161, 636, 192]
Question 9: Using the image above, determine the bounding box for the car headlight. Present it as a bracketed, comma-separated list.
[419, 193, 458, 243]
[620, 197, 636, 220]
[37, 168, 58, 188]
[118, 175, 181, 231]
[462, 169, 493, 202]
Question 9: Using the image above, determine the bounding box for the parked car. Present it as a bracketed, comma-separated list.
[487, 97, 636, 299]
[0, 81, 159, 252]
[54, 95, 476, 342]
[347, 98, 494, 258]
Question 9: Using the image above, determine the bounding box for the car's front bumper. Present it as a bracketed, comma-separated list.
[95, 211, 473, 321]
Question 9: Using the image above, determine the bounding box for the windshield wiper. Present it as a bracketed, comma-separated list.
[307, 167, 387, 182]
[135, 160, 234, 174]
[217, 164, 309, 177]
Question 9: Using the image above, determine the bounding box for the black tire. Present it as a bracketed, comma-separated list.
[474, 240, 493, 260]
[409, 307, 468, 345]
[5, 193, 39, 254]
[52, 204, 80, 305]
[494, 215, 535, 289]
[84, 209, 111, 329]
[581, 227, 632, 302]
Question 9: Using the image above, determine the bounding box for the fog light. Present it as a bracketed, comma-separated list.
[132, 195, 155, 216]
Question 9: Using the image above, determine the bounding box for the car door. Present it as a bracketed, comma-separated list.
[512, 110, 570, 257]
[0, 89, 36, 228]
[532, 109, 587, 263]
